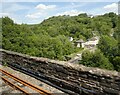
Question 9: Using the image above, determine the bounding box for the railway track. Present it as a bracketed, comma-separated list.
[0, 69, 53, 95]
[3, 63, 120, 95]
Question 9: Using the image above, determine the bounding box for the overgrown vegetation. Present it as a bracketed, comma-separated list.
[1, 12, 120, 71]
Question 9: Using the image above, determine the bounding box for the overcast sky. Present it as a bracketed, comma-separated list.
[0, 0, 119, 24]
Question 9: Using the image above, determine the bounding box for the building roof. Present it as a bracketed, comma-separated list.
[75, 39, 84, 43]
[90, 37, 98, 41]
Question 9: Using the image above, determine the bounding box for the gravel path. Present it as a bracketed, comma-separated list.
[0, 65, 67, 95]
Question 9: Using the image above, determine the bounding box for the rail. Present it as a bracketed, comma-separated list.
[0, 69, 53, 95]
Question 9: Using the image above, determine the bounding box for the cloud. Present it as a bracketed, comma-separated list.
[0, 13, 9, 17]
[89, 3, 118, 15]
[56, 10, 85, 16]
[103, 3, 118, 13]
[2, 0, 120, 2]
[35, 4, 56, 10]
[26, 12, 46, 19]
[26, 4, 56, 19]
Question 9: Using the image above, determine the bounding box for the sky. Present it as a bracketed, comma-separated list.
[0, 0, 119, 24]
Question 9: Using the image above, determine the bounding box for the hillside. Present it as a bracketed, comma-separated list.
[1, 12, 120, 71]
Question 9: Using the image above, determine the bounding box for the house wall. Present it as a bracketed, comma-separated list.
[77, 43, 80, 47]
[82, 38, 99, 48]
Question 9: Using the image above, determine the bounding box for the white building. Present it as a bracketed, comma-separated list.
[82, 37, 99, 48]
[69, 37, 73, 42]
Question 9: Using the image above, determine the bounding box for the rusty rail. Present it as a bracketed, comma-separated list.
[1, 76, 31, 95]
[0, 69, 53, 95]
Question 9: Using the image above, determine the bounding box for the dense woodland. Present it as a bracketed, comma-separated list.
[1, 12, 120, 71]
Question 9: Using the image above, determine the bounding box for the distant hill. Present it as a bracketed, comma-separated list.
[31, 12, 118, 39]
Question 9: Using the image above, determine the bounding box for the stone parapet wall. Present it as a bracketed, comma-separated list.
[0, 49, 120, 95]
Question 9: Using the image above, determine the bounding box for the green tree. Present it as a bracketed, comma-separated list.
[2, 17, 14, 25]
[80, 50, 114, 70]
[98, 35, 118, 57]
[113, 56, 120, 71]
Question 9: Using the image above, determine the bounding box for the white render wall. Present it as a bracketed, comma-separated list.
[82, 37, 99, 48]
